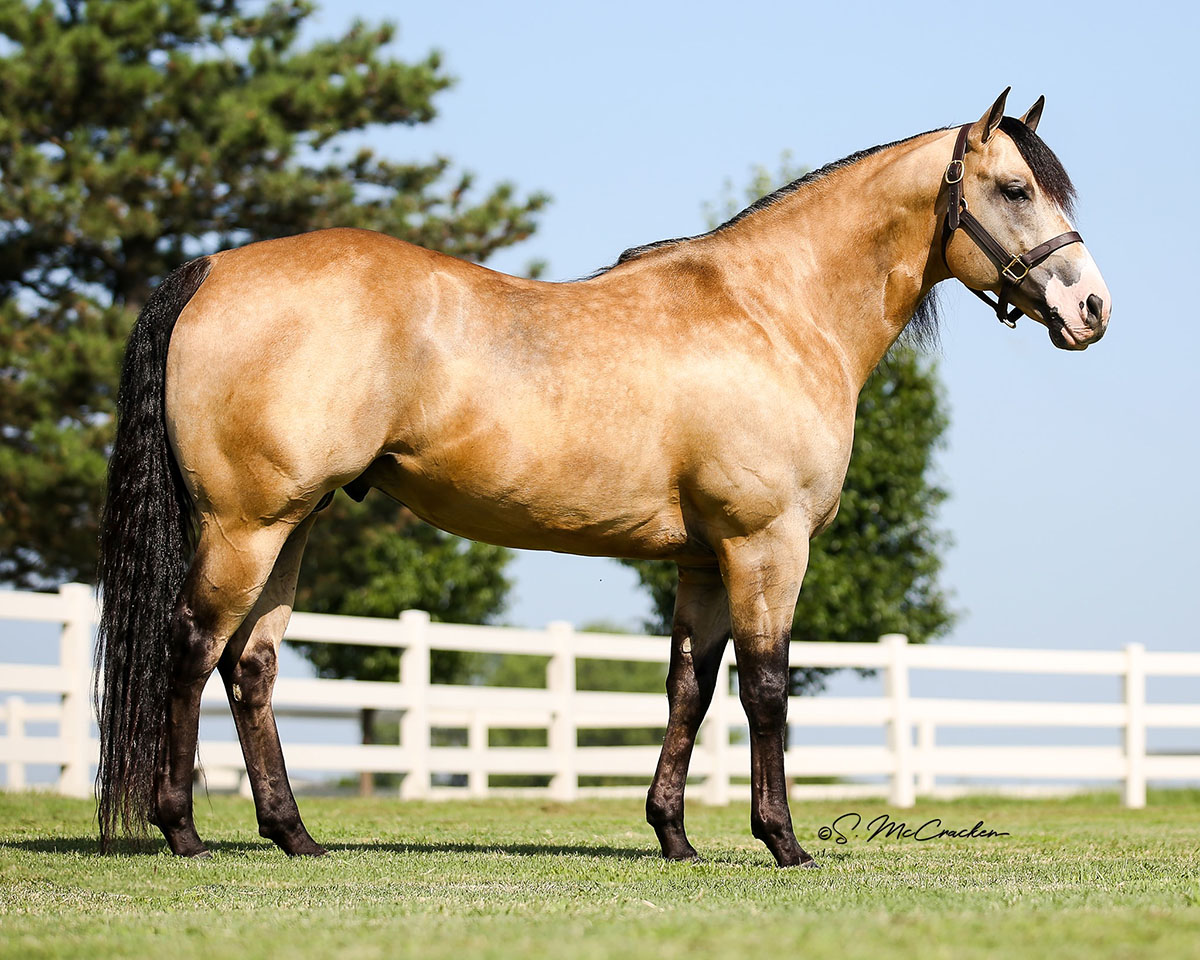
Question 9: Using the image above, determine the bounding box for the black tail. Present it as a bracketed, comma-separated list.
[95, 257, 212, 850]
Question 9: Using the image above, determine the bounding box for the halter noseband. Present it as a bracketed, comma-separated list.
[941, 123, 1083, 328]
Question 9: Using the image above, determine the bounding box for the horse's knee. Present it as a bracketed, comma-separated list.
[738, 667, 789, 734]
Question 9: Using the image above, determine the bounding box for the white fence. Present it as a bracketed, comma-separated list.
[2, 584, 1200, 807]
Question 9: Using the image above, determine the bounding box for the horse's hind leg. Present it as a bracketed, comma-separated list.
[152, 521, 296, 858]
[216, 513, 325, 856]
[646, 565, 730, 860]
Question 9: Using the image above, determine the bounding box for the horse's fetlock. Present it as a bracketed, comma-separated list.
[751, 802, 794, 843]
[646, 791, 681, 828]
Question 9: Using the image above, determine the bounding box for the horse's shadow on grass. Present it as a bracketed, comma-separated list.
[1, 836, 668, 862]
[327, 840, 658, 861]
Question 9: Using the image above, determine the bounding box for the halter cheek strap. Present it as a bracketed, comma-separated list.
[941, 122, 1083, 328]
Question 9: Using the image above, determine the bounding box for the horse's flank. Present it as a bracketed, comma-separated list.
[166, 128, 952, 564]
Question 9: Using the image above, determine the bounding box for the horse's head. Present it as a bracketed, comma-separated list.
[942, 89, 1110, 350]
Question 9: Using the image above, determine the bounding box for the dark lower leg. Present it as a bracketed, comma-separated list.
[646, 568, 729, 860]
[151, 523, 294, 858]
[218, 647, 324, 856]
[738, 640, 812, 867]
[152, 604, 222, 858]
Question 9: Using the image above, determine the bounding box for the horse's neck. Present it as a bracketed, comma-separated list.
[708, 129, 952, 389]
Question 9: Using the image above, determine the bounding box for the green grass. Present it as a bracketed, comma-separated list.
[3, 790, 1199, 959]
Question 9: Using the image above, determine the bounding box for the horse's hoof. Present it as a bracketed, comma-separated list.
[188, 849, 213, 861]
[662, 842, 699, 862]
[276, 834, 327, 857]
[775, 854, 818, 869]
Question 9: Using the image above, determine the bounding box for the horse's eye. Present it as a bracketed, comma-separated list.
[1002, 184, 1029, 203]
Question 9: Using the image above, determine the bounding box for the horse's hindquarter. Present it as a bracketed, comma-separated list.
[166, 231, 421, 519]
[165, 229, 855, 559]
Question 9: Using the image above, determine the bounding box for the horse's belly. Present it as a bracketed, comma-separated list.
[360, 453, 698, 561]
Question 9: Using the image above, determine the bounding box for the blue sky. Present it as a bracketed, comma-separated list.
[296, 1, 1199, 653]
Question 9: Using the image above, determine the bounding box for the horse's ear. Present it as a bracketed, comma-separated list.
[970, 87, 1010, 147]
[1019, 95, 1045, 133]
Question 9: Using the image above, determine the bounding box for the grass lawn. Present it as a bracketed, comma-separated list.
[2, 790, 1199, 959]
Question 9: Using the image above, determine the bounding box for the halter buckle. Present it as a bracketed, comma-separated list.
[944, 159, 965, 184]
[1002, 256, 1029, 283]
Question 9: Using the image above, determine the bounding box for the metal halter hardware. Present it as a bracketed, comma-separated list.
[941, 122, 1083, 328]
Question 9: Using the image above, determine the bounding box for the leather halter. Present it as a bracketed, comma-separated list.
[941, 122, 1083, 327]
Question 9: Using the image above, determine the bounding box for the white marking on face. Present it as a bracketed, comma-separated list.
[681, 637, 692, 655]
[1041, 246, 1110, 339]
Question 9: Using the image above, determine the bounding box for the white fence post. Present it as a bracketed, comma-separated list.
[468, 712, 488, 798]
[702, 653, 731, 805]
[916, 718, 935, 796]
[58, 583, 95, 798]
[1123, 641, 1147, 809]
[884, 633, 915, 808]
[547, 621, 577, 801]
[398, 609, 430, 800]
[5, 697, 27, 790]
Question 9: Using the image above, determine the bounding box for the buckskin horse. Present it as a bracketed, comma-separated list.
[96, 89, 1110, 865]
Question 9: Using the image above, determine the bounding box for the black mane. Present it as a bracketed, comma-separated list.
[590, 127, 950, 277]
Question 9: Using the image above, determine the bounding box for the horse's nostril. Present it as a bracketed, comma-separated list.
[1086, 293, 1105, 327]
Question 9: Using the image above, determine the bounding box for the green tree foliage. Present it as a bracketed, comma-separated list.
[622, 157, 955, 692]
[0, 3, 547, 656]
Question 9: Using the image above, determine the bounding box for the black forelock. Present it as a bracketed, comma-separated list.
[997, 116, 1077, 219]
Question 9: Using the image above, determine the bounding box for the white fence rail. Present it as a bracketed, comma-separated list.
[2, 584, 1200, 807]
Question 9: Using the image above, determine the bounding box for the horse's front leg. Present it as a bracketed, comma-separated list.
[646, 564, 731, 860]
[720, 528, 814, 867]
